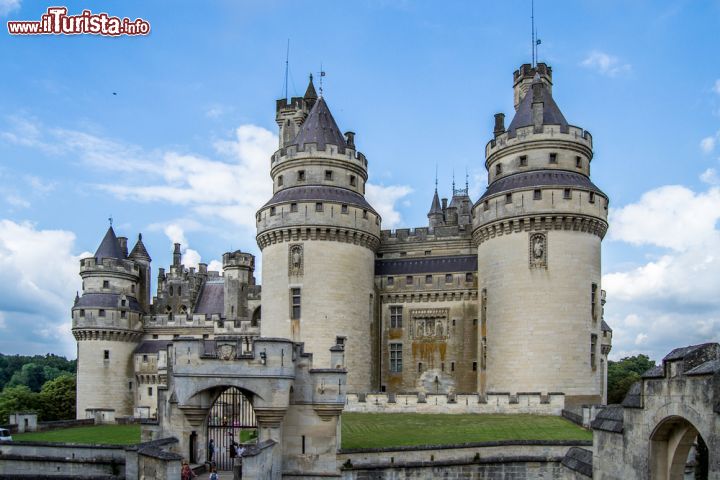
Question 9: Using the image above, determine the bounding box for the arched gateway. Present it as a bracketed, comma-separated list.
[143, 336, 347, 479]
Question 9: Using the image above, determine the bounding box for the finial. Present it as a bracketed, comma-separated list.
[465, 167, 469, 191]
[284, 39, 290, 101]
[318, 64, 326, 97]
[452, 169, 456, 192]
[138, 233, 143, 241]
[108, 215, 113, 227]
[435, 164, 438, 192]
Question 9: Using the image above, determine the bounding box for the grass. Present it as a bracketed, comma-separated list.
[13, 424, 141, 445]
[341, 413, 591, 450]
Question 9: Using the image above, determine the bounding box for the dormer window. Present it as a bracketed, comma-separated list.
[519, 155, 528, 167]
[298, 170, 306, 181]
[325, 170, 333, 180]
[495, 164, 502, 175]
[549, 153, 558, 164]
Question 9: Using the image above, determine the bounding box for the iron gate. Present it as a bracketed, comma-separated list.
[206, 387, 257, 470]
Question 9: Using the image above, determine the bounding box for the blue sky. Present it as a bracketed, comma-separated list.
[0, 0, 718, 361]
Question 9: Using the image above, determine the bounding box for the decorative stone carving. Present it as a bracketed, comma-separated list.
[288, 244, 303, 276]
[217, 343, 236, 361]
[529, 232, 547, 268]
[409, 308, 450, 340]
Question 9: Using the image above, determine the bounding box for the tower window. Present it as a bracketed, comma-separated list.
[129, 382, 132, 391]
[387, 276, 394, 286]
[341, 204, 348, 214]
[390, 306, 403, 328]
[472, 361, 478, 371]
[424, 250, 431, 255]
[290, 203, 298, 212]
[495, 164, 502, 175]
[178, 287, 181, 296]
[591, 334, 598, 369]
[591, 283, 598, 320]
[349, 175, 356, 186]
[297, 170, 305, 181]
[278, 175, 284, 186]
[270, 206, 276, 216]
[519, 155, 528, 167]
[315, 202, 323, 212]
[121, 299, 126, 307]
[291, 288, 301, 320]
[148, 387, 153, 397]
[505, 193, 512, 204]
[425, 274, 433, 284]
[483, 201, 489, 211]
[120, 311, 126, 318]
[79, 309, 85, 317]
[445, 274, 452, 283]
[563, 189, 572, 199]
[389, 343, 402, 373]
[418, 362, 423, 373]
[131, 284, 135, 293]
[363, 210, 368, 219]
[103, 350, 109, 360]
[549, 153, 558, 164]
[534, 189, 542, 200]
[406, 275, 413, 286]
[465, 272, 473, 282]
[325, 170, 333, 180]
[451, 361, 455, 372]
[589, 192, 596, 203]
[142, 354, 148, 363]
[576, 156, 582, 168]
[169, 286, 173, 296]
[103, 280, 109, 289]
[99, 309, 106, 317]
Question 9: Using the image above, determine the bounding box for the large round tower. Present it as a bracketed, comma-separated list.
[257, 77, 380, 392]
[72, 228, 147, 419]
[472, 64, 610, 406]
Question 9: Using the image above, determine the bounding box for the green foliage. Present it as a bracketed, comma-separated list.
[0, 354, 75, 392]
[0, 385, 41, 423]
[341, 413, 592, 449]
[607, 354, 656, 404]
[38, 374, 76, 421]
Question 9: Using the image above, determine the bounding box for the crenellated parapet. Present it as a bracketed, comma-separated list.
[256, 226, 380, 251]
[472, 214, 608, 246]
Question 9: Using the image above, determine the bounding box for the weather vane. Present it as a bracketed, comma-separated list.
[531, 0, 542, 66]
[318, 64, 326, 97]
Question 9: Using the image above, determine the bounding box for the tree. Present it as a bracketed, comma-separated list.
[0, 385, 40, 423]
[6, 363, 46, 392]
[38, 374, 76, 421]
[607, 354, 656, 404]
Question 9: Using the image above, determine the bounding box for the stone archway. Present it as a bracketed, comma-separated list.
[650, 416, 708, 480]
[205, 386, 257, 470]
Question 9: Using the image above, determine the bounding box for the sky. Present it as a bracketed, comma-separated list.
[0, 0, 718, 362]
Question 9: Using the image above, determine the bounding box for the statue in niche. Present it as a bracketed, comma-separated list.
[435, 321, 443, 337]
[288, 244, 303, 276]
[529, 233, 547, 268]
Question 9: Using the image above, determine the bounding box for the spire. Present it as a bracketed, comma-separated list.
[129, 233, 151, 262]
[304, 73, 318, 108]
[94, 226, 123, 261]
[428, 189, 442, 216]
[290, 97, 347, 151]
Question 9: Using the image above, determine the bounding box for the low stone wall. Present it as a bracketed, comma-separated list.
[241, 439, 277, 480]
[345, 392, 565, 415]
[38, 418, 95, 431]
[339, 440, 592, 480]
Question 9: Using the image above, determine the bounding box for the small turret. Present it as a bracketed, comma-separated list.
[172, 243, 181, 268]
[427, 189, 444, 228]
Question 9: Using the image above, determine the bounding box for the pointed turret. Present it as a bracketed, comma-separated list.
[290, 97, 347, 151]
[427, 189, 444, 228]
[304, 74, 318, 109]
[507, 72, 568, 137]
[94, 226, 123, 261]
[129, 233, 151, 262]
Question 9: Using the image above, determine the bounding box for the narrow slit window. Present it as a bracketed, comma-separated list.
[291, 288, 301, 320]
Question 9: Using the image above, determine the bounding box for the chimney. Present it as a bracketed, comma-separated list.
[198, 263, 208, 275]
[513, 63, 553, 111]
[345, 131, 355, 149]
[493, 113, 505, 138]
[532, 82, 544, 132]
[441, 198, 448, 216]
[173, 243, 181, 267]
[117, 237, 128, 258]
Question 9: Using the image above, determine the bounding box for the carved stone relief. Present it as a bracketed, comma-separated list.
[288, 244, 303, 276]
[529, 232, 547, 268]
[409, 308, 450, 341]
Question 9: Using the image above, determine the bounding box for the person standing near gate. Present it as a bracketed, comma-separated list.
[208, 438, 215, 463]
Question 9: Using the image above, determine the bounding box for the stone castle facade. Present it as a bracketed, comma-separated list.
[73, 63, 613, 420]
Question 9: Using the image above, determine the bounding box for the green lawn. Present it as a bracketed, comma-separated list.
[341, 413, 591, 450]
[13, 424, 141, 445]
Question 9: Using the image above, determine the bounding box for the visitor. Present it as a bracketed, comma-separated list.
[181, 461, 197, 480]
[208, 466, 219, 480]
[208, 438, 215, 462]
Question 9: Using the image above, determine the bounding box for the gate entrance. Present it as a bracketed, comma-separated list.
[206, 387, 257, 470]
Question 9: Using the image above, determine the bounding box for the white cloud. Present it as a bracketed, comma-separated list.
[0, 220, 90, 357]
[604, 183, 720, 360]
[162, 223, 219, 271]
[365, 183, 413, 228]
[580, 51, 631, 77]
[5, 194, 30, 208]
[713, 79, 720, 95]
[0, 0, 20, 17]
[700, 135, 716, 153]
[700, 168, 720, 185]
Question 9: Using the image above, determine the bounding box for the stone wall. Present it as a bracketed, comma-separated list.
[344, 392, 565, 415]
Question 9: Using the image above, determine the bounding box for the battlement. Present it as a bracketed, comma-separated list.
[271, 142, 367, 168]
[275, 96, 306, 113]
[344, 392, 565, 415]
[222, 250, 254, 270]
[513, 63, 553, 83]
[380, 225, 472, 241]
[486, 124, 592, 160]
[79, 256, 141, 277]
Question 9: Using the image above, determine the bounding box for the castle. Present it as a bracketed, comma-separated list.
[72, 62, 612, 422]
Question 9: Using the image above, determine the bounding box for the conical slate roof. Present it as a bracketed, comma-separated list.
[94, 226, 123, 261]
[290, 97, 347, 151]
[507, 76, 568, 136]
[428, 190, 442, 216]
[304, 75, 318, 101]
[129, 233, 151, 261]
